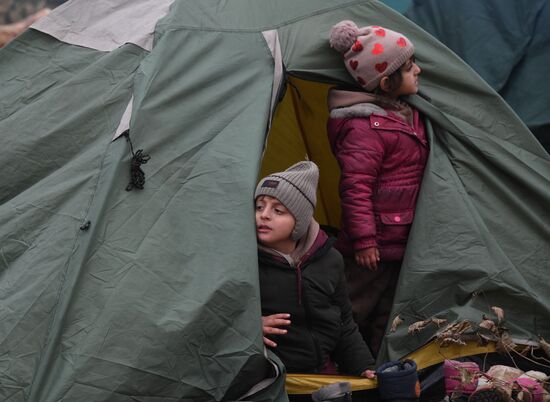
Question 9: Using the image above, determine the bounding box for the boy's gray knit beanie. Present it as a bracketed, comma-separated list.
[255, 161, 319, 241]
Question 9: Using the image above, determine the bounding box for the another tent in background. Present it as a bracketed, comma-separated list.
[0, 0, 549, 400]
[0, 0, 67, 48]
[0, 0, 67, 24]
[378, 0, 412, 14]
[405, 0, 550, 152]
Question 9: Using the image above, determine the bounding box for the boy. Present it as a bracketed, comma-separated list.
[255, 161, 375, 377]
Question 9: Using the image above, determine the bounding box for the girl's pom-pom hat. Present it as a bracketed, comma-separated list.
[329, 20, 360, 53]
[329, 20, 415, 91]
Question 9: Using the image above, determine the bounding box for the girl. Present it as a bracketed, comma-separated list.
[327, 21, 429, 356]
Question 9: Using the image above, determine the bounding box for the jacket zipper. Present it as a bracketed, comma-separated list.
[295, 260, 324, 371]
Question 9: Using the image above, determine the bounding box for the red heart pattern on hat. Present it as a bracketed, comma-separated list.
[351, 40, 363, 52]
[372, 43, 384, 55]
[332, 22, 414, 91]
[375, 62, 388, 73]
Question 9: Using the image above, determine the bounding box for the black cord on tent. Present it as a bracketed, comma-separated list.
[122, 129, 150, 191]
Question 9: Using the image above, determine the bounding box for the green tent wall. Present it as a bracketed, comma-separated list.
[0, 1, 549, 401]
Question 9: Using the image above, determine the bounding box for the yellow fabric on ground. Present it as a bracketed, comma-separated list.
[286, 340, 496, 394]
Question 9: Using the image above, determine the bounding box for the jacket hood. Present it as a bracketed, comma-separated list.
[330, 103, 388, 120]
[328, 88, 412, 118]
[328, 88, 380, 111]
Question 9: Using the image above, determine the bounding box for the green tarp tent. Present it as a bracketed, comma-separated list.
[1, 1, 549, 401]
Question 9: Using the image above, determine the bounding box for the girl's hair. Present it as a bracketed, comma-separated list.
[373, 68, 403, 95]
[373, 56, 415, 95]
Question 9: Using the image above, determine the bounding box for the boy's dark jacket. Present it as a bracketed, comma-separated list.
[259, 222, 375, 375]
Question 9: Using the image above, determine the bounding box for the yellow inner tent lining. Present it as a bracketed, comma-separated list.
[260, 77, 342, 229]
[261, 78, 498, 395]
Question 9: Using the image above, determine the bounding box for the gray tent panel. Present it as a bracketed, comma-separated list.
[32, 0, 175, 51]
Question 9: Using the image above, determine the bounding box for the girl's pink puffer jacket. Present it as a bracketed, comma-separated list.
[327, 92, 429, 261]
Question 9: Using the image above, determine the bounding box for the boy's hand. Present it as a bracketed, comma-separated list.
[262, 313, 291, 348]
[355, 247, 380, 271]
[360, 369, 376, 379]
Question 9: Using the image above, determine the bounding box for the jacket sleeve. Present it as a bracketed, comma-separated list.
[333, 119, 384, 251]
[331, 257, 376, 375]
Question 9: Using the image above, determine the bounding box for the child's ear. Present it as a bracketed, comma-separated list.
[379, 76, 390, 93]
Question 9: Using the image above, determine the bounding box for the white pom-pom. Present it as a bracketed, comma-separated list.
[329, 20, 359, 53]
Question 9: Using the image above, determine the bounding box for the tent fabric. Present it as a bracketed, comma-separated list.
[380, 94, 550, 361]
[32, 0, 175, 51]
[261, 30, 285, 130]
[405, 0, 550, 151]
[1, 14, 284, 402]
[1, 0, 549, 401]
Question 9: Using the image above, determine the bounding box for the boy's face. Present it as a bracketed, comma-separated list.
[255, 195, 296, 253]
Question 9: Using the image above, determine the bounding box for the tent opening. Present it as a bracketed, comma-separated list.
[260, 77, 501, 396]
[260, 76, 342, 231]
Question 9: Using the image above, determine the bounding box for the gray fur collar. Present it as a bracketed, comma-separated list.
[330, 103, 387, 119]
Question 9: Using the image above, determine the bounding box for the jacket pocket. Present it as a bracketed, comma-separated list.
[377, 210, 414, 247]
[379, 210, 414, 225]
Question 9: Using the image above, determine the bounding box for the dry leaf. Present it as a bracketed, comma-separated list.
[477, 333, 492, 346]
[390, 315, 403, 333]
[435, 320, 471, 346]
[441, 320, 472, 335]
[456, 320, 473, 333]
[439, 337, 466, 347]
[432, 318, 447, 327]
[496, 331, 516, 354]
[539, 336, 550, 358]
[408, 319, 432, 334]
[491, 306, 505, 323]
[479, 317, 497, 334]
[517, 345, 531, 357]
